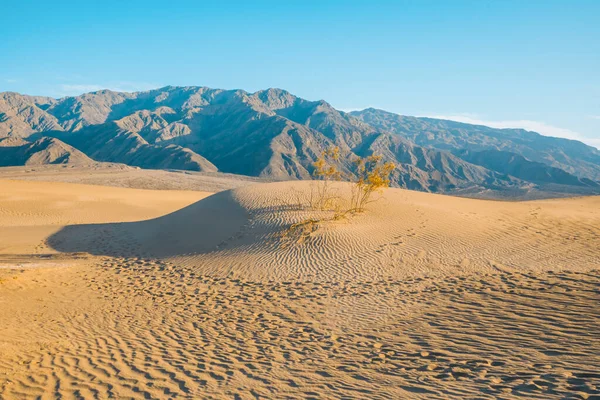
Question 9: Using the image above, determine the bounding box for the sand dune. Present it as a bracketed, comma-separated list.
[0, 178, 599, 399]
[46, 181, 599, 281]
[0, 164, 265, 191]
[0, 179, 208, 257]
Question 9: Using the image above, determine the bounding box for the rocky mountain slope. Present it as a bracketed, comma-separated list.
[0, 136, 93, 167]
[351, 108, 600, 181]
[1, 87, 598, 196]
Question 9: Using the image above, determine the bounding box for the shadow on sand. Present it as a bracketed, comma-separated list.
[46, 191, 250, 259]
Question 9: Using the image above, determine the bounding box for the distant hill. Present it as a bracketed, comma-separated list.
[0, 136, 93, 167]
[1, 87, 599, 197]
[351, 108, 600, 181]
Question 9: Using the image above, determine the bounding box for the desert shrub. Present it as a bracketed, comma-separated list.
[349, 155, 396, 213]
[282, 147, 395, 243]
[309, 146, 342, 211]
[310, 146, 395, 215]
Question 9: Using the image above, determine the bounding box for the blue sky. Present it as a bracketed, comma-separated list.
[1, 0, 599, 147]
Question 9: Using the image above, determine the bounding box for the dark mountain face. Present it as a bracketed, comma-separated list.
[454, 149, 599, 188]
[50, 122, 218, 172]
[1, 88, 598, 197]
[0, 136, 93, 167]
[351, 108, 600, 181]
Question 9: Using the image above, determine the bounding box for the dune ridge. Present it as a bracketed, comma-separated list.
[45, 181, 600, 281]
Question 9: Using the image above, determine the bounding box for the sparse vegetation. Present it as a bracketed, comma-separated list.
[311, 146, 395, 215]
[282, 146, 395, 243]
[309, 146, 342, 211]
[349, 155, 396, 213]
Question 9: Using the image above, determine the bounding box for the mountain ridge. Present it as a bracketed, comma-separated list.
[1, 87, 598, 197]
[351, 107, 600, 180]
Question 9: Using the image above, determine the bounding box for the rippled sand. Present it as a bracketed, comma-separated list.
[0, 178, 598, 399]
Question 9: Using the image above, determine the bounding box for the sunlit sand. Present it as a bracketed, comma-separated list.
[1, 176, 598, 399]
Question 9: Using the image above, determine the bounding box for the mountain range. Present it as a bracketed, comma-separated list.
[1, 86, 599, 197]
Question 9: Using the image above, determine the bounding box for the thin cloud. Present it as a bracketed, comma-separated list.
[59, 84, 104, 95]
[109, 81, 158, 92]
[425, 114, 599, 149]
[58, 82, 160, 96]
[335, 105, 384, 113]
[586, 138, 600, 149]
[5, 79, 18, 83]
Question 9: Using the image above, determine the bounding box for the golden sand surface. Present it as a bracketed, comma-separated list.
[0, 178, 598, 399]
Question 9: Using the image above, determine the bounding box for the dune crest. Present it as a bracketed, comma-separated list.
[45, 180, 600, 281]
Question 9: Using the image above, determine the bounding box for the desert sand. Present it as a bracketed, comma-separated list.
[0, 176, 599, 399]
[0, 164, 265, 192]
